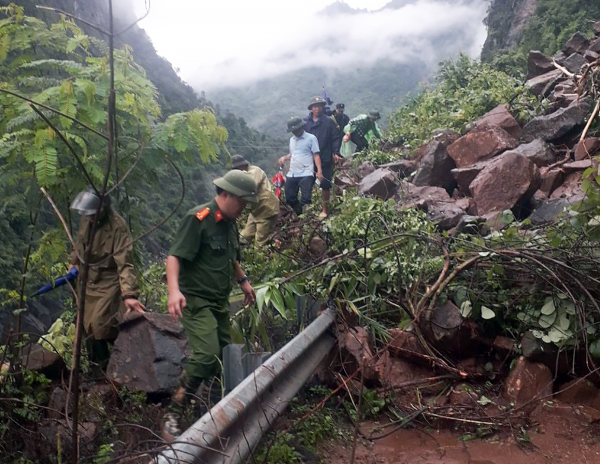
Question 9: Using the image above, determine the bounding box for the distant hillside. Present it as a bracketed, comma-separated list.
[203, 0, 489, 139]
[482, 0, 600, 64]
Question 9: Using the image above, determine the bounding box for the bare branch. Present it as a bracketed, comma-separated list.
[114, 0, 151, 37]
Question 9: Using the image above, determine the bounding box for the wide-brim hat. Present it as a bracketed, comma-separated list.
[368, 110, 381, 120]
[308, 96, 327, 110]
[231, 154, 249, 169]
[287, 117, 305, 132]
[213, 170, 258, 204]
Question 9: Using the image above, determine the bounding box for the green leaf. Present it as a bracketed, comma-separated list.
[540, 298, 555, 315]
[539, 312, 557, 329]
[255, 286, 268, 313]
[481, 306, 495, 320]
[460, 301, 472, 318]
[590, 340, 600, 358]
[270, 287, 287, 319]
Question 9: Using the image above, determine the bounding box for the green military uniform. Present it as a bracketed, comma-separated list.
[169, 198, 240, 392]
[68, 209, 139, 366]
[241, 165, 280, 246]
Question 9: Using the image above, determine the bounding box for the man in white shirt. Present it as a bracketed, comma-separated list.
[278, 117, 323, 215]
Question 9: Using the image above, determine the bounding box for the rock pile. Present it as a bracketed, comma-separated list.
[346, 26, 600, 232]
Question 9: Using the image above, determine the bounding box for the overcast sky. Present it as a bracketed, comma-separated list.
[129, 0, 489, 91]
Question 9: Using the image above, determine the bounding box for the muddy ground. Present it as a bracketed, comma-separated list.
[323, 407, 600, 464]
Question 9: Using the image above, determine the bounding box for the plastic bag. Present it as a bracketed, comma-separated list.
[341, 139, 356, 157]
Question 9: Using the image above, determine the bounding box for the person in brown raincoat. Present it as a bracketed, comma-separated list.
[68, 189, 145, 370]
[231, 155, 280, 246]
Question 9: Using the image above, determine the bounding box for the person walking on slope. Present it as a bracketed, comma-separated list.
[343, 110, 382, 152]
[278, 117, 322, 215]
[304, 96, 342, 218]
[68, 189, 145, 372]
[164, 170, 257, 440]
[231, 154, 280, 246]
[331, 103, 350, 138]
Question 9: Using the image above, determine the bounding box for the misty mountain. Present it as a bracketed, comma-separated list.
[203, 0, 490, 138]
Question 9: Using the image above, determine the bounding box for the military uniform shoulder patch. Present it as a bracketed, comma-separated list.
[195, 207, 211, 222]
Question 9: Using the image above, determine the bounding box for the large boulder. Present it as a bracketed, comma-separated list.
[525, 69, 563, 97]
[379, 159, 415, 177]
[427, 300, 478, 357]
[470, 152, 540, 215]
[563, 53, 586, 74]
[589, 37, 600, 54]
[451, 160, 491, 193]
[427, 201, 466, 230]
[504, 139, 555, 167]
[575, 137, 600, 160]
[595, 21, 600, 36]
[550, 172, 584, 200]
[20, 343, 65, 379]
[357, 161, 375, 179]
[396, 183, 451, 210]
[563, 31, 590, 55]
[539, 167, 566, 196]
[447, 125, 518, 168]
[412, 140, 456, 192]
[522, 98, 592, 142]
[431, 128, 459, 146]
[359, 168, 398, 200]
[530, 198, 572, 225]
[107, 313, 188, 393]
[527, 50, 555, 79]
[473, 104, 522, 140]
[504, 356, 553, 411]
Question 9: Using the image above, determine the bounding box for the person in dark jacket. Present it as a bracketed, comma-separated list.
[331, 103, 350, 137]
[304, 96, 342, 218]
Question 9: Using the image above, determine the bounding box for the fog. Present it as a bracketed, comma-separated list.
[133, 0, 489, 92]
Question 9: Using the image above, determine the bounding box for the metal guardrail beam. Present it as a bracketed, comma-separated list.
[154, 308, 336, 464]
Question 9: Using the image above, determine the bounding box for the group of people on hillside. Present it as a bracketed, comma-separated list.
[279, 96, 382, 219]
[65, 95, 382, 442]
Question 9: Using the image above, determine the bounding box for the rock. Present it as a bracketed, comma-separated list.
[504, 356, 553, 411]
[530, 198, 572, 225]
[470, 152, 540, 215]
[375, 351, 431, 388]
[589, 37, 600, 54]
[595, 21, 600, 36]
[429, 300, 478, 357]
[539, 167, 566, 196]
[525, 69, 563, 97]
[412, 141, 456, 192]
[492, 335, 515, 355]
[340, 326, 376, 380]
[357, 161, 375, 179]
[563, 53, 586, 73]
[309, 236, 327, 257]
[427, 201, 465, 230]
[455, 215, 484, 234]
[556, 378, 599, 406]
[450, 383, 479, 406]
[396, 183, 451, 210]
[550, 172, 583, 200]
[575, 138, 600, 160]
[539, 401, 600, 424]
[473, 104, 522, 140]
[522, 98, 592, 142]
[379, 159, 415, 177]
[451, 160, 490, 193]
[527, 50, 555, 79]
[107, 313, 188, 393]
[20, 343, 65, 379]
[506, 139, 555, 168]
[584, 50, 599, 63]
[431, 129, 459, 146]
[447, 125, 519, 168]
[359, 168, 398, 200]
[334, 173, 356, 189]
[454, 197, 474, 212]
[563, 159, 593, 174]
[48, 387, 70, 419]
[387, 328, 428, 362]
[563, 32, 590, 55]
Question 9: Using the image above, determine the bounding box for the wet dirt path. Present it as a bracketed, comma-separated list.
[324, 410, 600, 464]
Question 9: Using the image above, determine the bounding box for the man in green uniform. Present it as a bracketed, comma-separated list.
[68, 189, 145, 371]
[164, 170, 257, 440]
[343, 110, 382, 152]
[231, 154, 280, 246]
